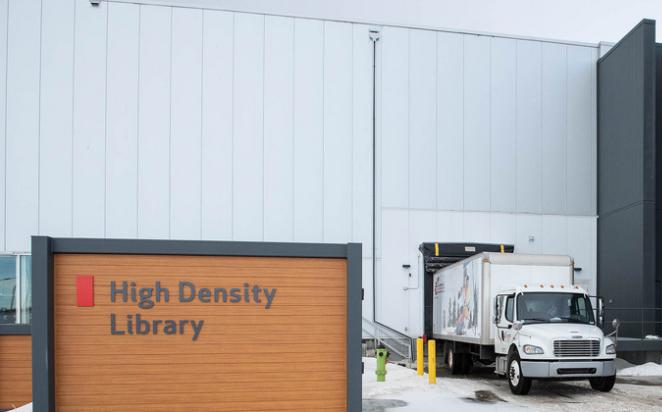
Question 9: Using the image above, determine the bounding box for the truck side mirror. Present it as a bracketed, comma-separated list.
[493, 300, 500, 324]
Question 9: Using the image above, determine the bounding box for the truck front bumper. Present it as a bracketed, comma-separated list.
[520, 359, 615, 378]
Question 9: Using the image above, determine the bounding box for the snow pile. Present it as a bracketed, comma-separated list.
[363, 358, 514, 411]
[8, 403, 31, 412]
[617, 362, 662, 377]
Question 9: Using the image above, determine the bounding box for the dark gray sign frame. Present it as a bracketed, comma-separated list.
[31, 236, 362, 412]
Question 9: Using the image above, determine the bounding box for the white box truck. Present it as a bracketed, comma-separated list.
[432, 252, 616, 395]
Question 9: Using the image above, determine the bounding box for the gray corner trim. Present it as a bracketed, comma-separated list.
[49, 237, 350, 258]
[31, 236, 362, 412]
[31, 236, 54, 412]
[598, 19, 656, 63]
[346, 243, 362, 412]
[0, 324, 31, 335]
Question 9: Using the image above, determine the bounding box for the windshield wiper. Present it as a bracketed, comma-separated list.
[556, 316, 590, 324]
[522, 318, 549, 323]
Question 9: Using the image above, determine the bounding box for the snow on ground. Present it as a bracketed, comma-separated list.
[363, 357, 662, 412]
[618, 361, 662, 377]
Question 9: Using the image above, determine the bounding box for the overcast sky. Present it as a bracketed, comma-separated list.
[204, 0, 662, 44]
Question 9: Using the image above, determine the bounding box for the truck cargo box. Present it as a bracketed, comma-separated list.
[432, 253, 574, 346]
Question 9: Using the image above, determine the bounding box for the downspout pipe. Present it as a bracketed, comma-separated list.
[369, 30, 380, 323]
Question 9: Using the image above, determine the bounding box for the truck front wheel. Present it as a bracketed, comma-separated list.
[507, 352, 532, 395]
[589, 375, 616, 392]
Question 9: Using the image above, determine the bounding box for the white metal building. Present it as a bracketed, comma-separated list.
[0, 0, 601, 338]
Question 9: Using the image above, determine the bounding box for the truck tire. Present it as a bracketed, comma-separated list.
[507, 351, 532, 395]
[447, 348, 463, 375]
[589, 375, 616, 392]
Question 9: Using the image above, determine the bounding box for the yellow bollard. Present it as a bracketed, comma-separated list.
[428, 340, 436, 384]
[416, 338, 424, 376]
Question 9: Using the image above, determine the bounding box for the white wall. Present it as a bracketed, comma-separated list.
[375, 26, 598, 336]
[0, 0, 598, 335]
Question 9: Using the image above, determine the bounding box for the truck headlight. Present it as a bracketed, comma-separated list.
[605, 344, 616, 354]
[523, 344, 544, 355]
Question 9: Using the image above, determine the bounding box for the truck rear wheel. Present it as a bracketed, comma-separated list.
[589, 375, 616, 392]
[507, 352, 532, 395]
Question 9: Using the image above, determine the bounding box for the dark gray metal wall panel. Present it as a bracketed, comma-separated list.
[598, 20, 656, 215]
[657, 44, 662, 332]
[599, 204, 656, 337]
[597, 19, 657, 338]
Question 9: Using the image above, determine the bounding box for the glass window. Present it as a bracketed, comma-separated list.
[0, 256, 16, 324]
[20, 255, 31, 324]
[516, 292, 595, 325]
[505, 296, 514, 322]
[0, 254, 31, 325]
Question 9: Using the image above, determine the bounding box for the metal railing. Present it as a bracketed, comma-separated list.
[603, 307, 662, 339]
[362, 317, 414, 366]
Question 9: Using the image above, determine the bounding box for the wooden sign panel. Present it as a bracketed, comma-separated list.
[0, 335, 31, 409]
[32, 238, 361, 412]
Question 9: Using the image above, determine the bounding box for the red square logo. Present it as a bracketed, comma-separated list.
[76, 275, 94, 307]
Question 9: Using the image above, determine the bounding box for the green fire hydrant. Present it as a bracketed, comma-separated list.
[375, 348, 388, 382]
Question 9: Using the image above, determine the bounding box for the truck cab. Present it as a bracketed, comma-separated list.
[493, 285, 616, 395]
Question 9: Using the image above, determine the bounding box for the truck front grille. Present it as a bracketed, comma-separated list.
[553, 339, 600, 357]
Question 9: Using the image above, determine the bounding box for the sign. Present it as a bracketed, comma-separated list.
[31, 237, 362, 412]
[76, 277, 279, 341]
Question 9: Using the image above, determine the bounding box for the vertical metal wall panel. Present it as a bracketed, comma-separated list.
[515, 214, 542, 253]
[201, 10, 233, 240]
[38, 0, 74, 239]
[462, 35, 491, 211]
[568, 216, 597, 294]
[436, 32, 463, 211]
[232, 13, 264, 241]
[323, 21, 353, 243]
[436, 210, 463, 241]
[408, 210, 436, 287]
[463, 211, 491, 243]
[567, 46, 598, 216]
[516, 40, 542, 214]
[293, 19, 324, 242]
[407, 209, 436, 336]
[6, 0, 41, 251]
[541, 214, 568, 254]
[263, 16, 294, 242]
[541, 43, 567, 214]
[380, 27, 408, 209]
[105, 2, 139, 238]
[489, 38, 517, 213]
[379, 209, 409, 330]
[362, 258, 374, 321]
[0, 0, 6, 250]
[352, 24, 373, 257]
[72, 0, 106, 238]
[597, 20, 656, 334]
[170, 8, 203, 240]
[137, 5, 171, 239]
[489, 212, 516, 244]
[408, 29, 436, 210]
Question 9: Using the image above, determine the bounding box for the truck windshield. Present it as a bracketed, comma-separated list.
[516, 292, 594, 325]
